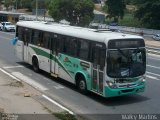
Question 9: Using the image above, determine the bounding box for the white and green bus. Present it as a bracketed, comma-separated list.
[15, 21, 146, 97]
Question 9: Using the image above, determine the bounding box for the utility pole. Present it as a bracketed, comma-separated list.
[36, 0, 38, 20]
[15, 0, 17, 12]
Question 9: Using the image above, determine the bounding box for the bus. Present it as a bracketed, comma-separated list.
[15, 21, 146, 97]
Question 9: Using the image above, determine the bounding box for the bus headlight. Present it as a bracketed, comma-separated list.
[138, 79, 146, 85]
[106, 81, 117, 88]
[142, 79, 146, 82]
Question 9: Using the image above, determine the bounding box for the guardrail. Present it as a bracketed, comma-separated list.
[90, 23, 160, 35]
[146, 46, 160, 55]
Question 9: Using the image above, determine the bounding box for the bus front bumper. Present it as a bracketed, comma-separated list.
[104, 84, 145, 98]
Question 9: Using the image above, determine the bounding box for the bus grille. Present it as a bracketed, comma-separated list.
[121, 89, 134, 93]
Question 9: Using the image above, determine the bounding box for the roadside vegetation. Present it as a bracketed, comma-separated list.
[103, 0, 160, 29]
[1, 0, 160, 29]
[44, 106, 80, 120]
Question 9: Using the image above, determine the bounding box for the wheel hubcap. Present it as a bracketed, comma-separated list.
[79, 80, 85, 90]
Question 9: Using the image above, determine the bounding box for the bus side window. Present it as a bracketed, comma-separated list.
[16, 26, 18, 38]
[24, 28, 31, 46]
[63, 36, 72, 55]
[55, 34, 63, 54]
[38, 31, 43, 46]
[42, 32, 50, 49]
[78, 40, 89, 61]
[91, 43, 106, 70]
[51, 35, 56, 52]
[18, 27, 23, 41]
[99, 49, 106, 70]
[63, 37, 67, 53]
[31, 30, 40, 45]
[52, 34, 62, 55]
[21, 29, 26, 44]
[70, 38, 78, 57]
[40, 32, 47, 48]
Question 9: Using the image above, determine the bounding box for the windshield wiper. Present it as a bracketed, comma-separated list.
[118, 49, 128, 59]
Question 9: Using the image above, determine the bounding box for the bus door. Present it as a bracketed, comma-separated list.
[22, 28, 30, 62]
[51, 34, 59, 77]
[92, 44, 106, 94]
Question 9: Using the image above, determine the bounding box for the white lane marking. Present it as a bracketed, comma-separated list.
[12, 72, 48, 91]
[42, 95, 74, 115]
[148, 56, 160, 61]
[147, 50, 160, 54]
[146, 75, 159, 81]
[0, 68, 20, 81]
[147, 65, 160, 70]
[3, 65, 24, 69]
[53, 85, 65, 89]
[146, 71, 160, 77]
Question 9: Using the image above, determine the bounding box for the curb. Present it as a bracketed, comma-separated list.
[0, 68, 75, 116]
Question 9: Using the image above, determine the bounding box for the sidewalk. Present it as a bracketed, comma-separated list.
[0, 70, 60, 120]
[144, 36, 160, 48]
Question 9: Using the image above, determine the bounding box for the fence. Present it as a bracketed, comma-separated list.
[91, 23, 160, 35]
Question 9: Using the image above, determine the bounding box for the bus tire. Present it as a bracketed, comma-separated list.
[77, 76, 87, 94]
[32, 57, 39, 73]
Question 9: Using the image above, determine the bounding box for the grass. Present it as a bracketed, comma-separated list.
[53, 112, 77, 120]
[43, 107, 80, 120]
[119, 13, 142, 27]
[105, 13, 143, 28]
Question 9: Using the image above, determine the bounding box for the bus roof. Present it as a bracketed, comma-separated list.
[16, 21, 143, 44]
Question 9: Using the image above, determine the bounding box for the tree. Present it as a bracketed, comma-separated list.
[105, 0, 126, 23]
[4, 0, 14, 11]
[134, 0, 160, 29]
[48, 0, 94, 26]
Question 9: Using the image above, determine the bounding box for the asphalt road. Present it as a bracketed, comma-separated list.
[0, 31, 160, 120]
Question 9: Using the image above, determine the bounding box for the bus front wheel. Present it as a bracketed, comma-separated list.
[32, 57, 39, 73]
[77, 77, 87, 94]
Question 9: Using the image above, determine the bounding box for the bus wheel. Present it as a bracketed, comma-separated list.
[77, 77, 87, 94]
[32, 57, 39, 73]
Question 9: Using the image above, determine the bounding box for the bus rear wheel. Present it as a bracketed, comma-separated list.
[77, 77, 87, 94]
[32, 57, 39, 73]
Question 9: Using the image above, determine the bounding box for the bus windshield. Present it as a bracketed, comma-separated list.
[107, 48, 146, 78]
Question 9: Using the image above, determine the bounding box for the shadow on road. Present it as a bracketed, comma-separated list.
[17, 62, 150, 107]
[87, 92, 149, 107]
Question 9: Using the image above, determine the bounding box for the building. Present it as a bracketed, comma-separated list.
[0, 11, 24, 23]
[93, 10, 106, 23]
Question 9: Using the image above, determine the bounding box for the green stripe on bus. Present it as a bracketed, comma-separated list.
[30, 46, 73, 79]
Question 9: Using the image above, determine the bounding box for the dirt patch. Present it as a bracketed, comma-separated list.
[0, 108, 5, 113]
[144, 37, 160, 48]
[126, 5, 137, 12]
[5, 81, 24, 88]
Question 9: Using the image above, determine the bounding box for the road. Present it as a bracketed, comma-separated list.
[0, 31, 160, 120]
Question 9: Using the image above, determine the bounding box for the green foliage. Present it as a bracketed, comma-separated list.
[32, 0, 50, 9]
[3, 0, 50, 12]
[119, 13, 141, 27]
[105, 0, 126, 22]
[4, 0, 13, 10]
[102, 4, 108, 13]
[124, 0, 139, 5]
[19, 0, 33, 11]
[53, 112, 77, 120]
[48, 0, 94, 27]
[134, 0, 160, 29]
